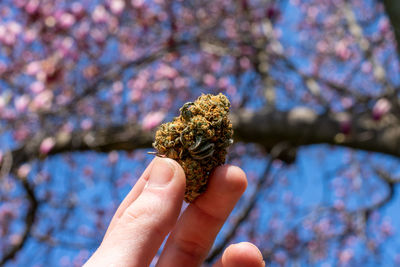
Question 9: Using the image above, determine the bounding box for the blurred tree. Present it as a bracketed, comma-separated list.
[0, 0, 400, 266]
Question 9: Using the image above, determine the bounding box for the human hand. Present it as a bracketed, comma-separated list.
[84, 157, 264, 267]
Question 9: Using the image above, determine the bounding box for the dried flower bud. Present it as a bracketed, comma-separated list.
[152, 93, 233, 202]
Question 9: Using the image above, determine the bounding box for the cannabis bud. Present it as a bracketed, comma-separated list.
[152, 93, 234, 202]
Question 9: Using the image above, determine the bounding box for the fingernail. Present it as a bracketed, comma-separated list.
[148, 158, 175, 187]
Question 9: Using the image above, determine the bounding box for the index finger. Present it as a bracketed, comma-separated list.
[156, 164, 247, 267]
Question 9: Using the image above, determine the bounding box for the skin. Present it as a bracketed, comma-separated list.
[84, 157, 265, 267]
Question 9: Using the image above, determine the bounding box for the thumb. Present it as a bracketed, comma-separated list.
[85, 158, 186, 267]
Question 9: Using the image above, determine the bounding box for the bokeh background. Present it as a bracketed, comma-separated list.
[1, 0, 400, 266]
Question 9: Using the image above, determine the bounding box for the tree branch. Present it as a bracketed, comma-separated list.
[5, 106, 400, 174]
[0, 178, 39, 265]
[232, 107, 400, 158]
[383, 0, 400, 61]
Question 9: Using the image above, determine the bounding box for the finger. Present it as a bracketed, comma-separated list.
[156, 165, 247, 267]
[103, 158, 161, 239]
[104, 158, 156, 239]
[213, 242, 265, 267]
[85, 158, 186, 267]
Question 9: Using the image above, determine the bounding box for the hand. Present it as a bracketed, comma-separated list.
[84, 157, 264, 267]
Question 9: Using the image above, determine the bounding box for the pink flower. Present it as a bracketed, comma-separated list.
[14, 126, 30, 141]
[109, 0, 125, 15]
[335, 41, 351, 61]
[71, 2, 85, 18]
[131, 0, 145, 8]
[80, 118, 93, 130]
[339, 249, 353, 264]
[26, 61, 41, 75]
[57, 12, 76, 29]
[155, 64, 178, 80]
[90, 28, 106, 44]
[108, 151, 119, 164]
[130, 89, 142, 102]
[112, 81, 123, 93]
[17, 164, 31, 178]
[14, 94, 30, 112]
[92, 5, 109, 23]
[381, 220, 394, 237]
[142, 111, 166, 130]
[25, 0, 40, 14]
[30, 90, 53, 111]
[7, 21, 22, 35]
[40, 137, 56, 154]
[203, 74, 216, 87]
[372, 98, 391, 120]
[379, 18, 390, 34]
[24, 29, 37, 43]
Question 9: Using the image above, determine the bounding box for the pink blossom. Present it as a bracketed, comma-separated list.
[131, 0, 145, 8]
[173, 77, 187, 89]
[339, 249, 353, 264]
[13, 0, 26, 8]
[155, 64, 178, 80]
[130, 89, 142, 102]
[218, 77, 230, 89]
[341, 97, 353, 109]
[316, 40, 328, 53]
[7, 21, 22, 35]
[381, 220, 394, 237]
[59, 37, 74, 57]
[25, 0, 40, 14]
[112, 81, 123, 93]
[109, 0, 125, 15]
[372, 98, 391, 120]
[14, 126, 30, 141]
[130, 76, 148, 91]
[40, 137, 56, 154]
[80, 118, 93, 130]
[227, 85, 236, 95]
[30, 80, 44, 93]
[108, 151, 119, 164]
[273, 251, 287, 265]
[0, 25, 6, 41]
[142, 111, 166, 130]
[14, 94, 30, 112]
[71, 2, 85, 17]
[74, 21, 90, 39]
[203, 74, 216, 87]
[92, 5, 109, 23]
[0, 22, 21, 46]
[239, 57, 251, 69]
[17, 164, 31, 178]
[24, 29, 37, 43]
[379, 18, 390, 34]
[57, 12, 76, 29]
[361, 61, 372, 73]
[333, 199, 345, 211]
[30, 90, 53, 111]
[335, 41, 351, 61]
[26, 61, 41, 75]
[90, 28, 106, 44]
[83, 166, 93, 177]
